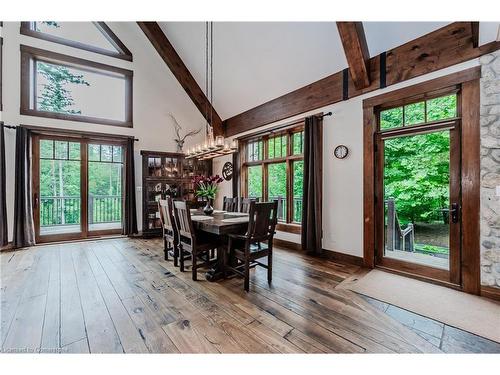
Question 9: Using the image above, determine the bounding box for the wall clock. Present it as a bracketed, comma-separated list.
[222, 161, 233, 181]
[334, 145, 349, 159]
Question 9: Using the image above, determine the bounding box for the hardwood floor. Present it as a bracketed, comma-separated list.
[0, 238, 497, 353]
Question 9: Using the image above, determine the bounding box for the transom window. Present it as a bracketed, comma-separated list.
[21, 22, 132, 61]
[242, 124, 304, 231]
[380, 93, 457, 130]
[21, 46, 133, 127]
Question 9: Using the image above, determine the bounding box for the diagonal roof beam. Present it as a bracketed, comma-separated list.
[137, 22, 223, 136]
[337, 22, 371, 90]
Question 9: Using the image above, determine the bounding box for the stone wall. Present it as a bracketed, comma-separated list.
[480, 50, 500, 288]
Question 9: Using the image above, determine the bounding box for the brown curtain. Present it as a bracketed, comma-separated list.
[123, 138, 138, 236]
[301, 115, 323, 254]
[232, 151, 239, 197]
[0, 123, 7, 246]
[13, 127, 35, 248]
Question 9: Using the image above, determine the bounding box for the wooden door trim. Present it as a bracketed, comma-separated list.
[363, 68, 481, 294]
[32, 133, 127, 243]
[460, 79, 481, 294]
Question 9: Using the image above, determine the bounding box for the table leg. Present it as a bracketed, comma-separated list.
[205, 243, 226, 281]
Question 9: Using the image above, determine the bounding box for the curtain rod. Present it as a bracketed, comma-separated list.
[0, 121, 17, 129]
[0, 122, 139, 141]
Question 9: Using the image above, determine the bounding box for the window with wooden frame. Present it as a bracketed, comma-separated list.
[20, 22, 133, 61]
[241, 124, 304, 234]
[20, 45, 133, 127]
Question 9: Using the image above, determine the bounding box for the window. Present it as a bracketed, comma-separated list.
[379, 93, 457, 130]
[20, 22, 132, 61]
[21, 45, 133, 127]
[241, 125, 304, 232]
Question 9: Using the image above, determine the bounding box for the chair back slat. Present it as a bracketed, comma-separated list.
[159, 199, 175, 231]
[247, 201, 278, 242]
[240, 197, 259, 213]
[173, 200, 195, 240]
[223, 196, 238, 212]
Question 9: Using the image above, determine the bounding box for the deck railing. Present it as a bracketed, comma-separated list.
[40, 195, 122, 227]
[268, 196, 303, 222]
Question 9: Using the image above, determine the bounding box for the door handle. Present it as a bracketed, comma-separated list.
[442, 203, 459, 223]
[33, 193, 39, 210]
[450, 203, 459, 223]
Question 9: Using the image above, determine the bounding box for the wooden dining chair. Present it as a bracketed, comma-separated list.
[239, 197, 260, 213]
[173, 200, 221, 280]
[158, 198, 179, 265]
[223, 201, 278, 292]
[223, 196, 238, 212]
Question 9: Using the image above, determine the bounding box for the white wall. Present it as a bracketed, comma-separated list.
[213, 58, 480, 257]
[0, 22, 207, 240]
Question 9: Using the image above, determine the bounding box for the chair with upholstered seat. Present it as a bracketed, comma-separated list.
[223, 201, 278, 292]
[173, 200, 221, 280]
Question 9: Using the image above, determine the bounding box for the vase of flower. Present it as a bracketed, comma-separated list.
[193, 175, 224, 216]
[203, 199, 214, 216]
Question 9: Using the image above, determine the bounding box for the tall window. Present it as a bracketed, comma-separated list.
[242, 124, 304, 233]
[21, 45, 133, 127]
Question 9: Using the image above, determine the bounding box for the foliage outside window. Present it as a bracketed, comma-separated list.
[40, 139, 82, 227]
[378, 90, 460, 257]
[21, 46, 133, 127]
[243, 126, 304, 228]
[380, 94, 457, 130]
[21, 21, 132, 61]
[38, 140, 125, 229]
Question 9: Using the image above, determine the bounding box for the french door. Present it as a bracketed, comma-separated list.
[374, 121, 462, 285]
[32, 134, 125, 243]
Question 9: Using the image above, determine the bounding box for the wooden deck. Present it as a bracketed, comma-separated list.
[1, 238, 497, 353]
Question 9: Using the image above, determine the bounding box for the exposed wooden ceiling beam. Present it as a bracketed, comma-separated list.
[224, 22, 499, 137]
[471, 22, 479, 48]
[137, 22, 223, 136]
[336, 22, 371, 89]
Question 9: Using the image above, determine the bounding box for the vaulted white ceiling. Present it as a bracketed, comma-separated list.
[159, 21, 500, 120]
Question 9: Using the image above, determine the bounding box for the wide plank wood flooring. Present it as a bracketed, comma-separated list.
[0, 238, 495, 353]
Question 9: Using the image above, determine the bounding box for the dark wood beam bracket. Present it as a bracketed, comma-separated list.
[137, 22, 224, 136]
[224, 22, 500, 137]
[471, 22, 480, 48]
[337, 22, 371, 90]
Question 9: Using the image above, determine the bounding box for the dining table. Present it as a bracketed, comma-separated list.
[189, 209, 249, 281]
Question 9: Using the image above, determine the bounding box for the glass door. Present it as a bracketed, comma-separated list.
[374, 92, 462, 284]
[34, 136, 84, 242]
[33, 136, 125, 242]
[375, 124, 461, 284]
[87, 143, 124, 235]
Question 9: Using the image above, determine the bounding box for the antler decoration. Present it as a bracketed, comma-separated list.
[167, 113, 202, 152]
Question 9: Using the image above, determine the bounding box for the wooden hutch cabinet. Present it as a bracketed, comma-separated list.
[140, 150, 212, 238]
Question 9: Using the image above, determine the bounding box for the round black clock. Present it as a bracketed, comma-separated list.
[222, 161, 233, 181]
[334, 145, 349, 159]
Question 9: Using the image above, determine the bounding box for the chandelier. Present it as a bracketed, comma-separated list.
[185, 22, 238, 160]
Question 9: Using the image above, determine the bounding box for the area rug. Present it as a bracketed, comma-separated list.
[345, 269, 500, 343]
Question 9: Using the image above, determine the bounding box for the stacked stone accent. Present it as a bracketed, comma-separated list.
[480, 50, 500, 288]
